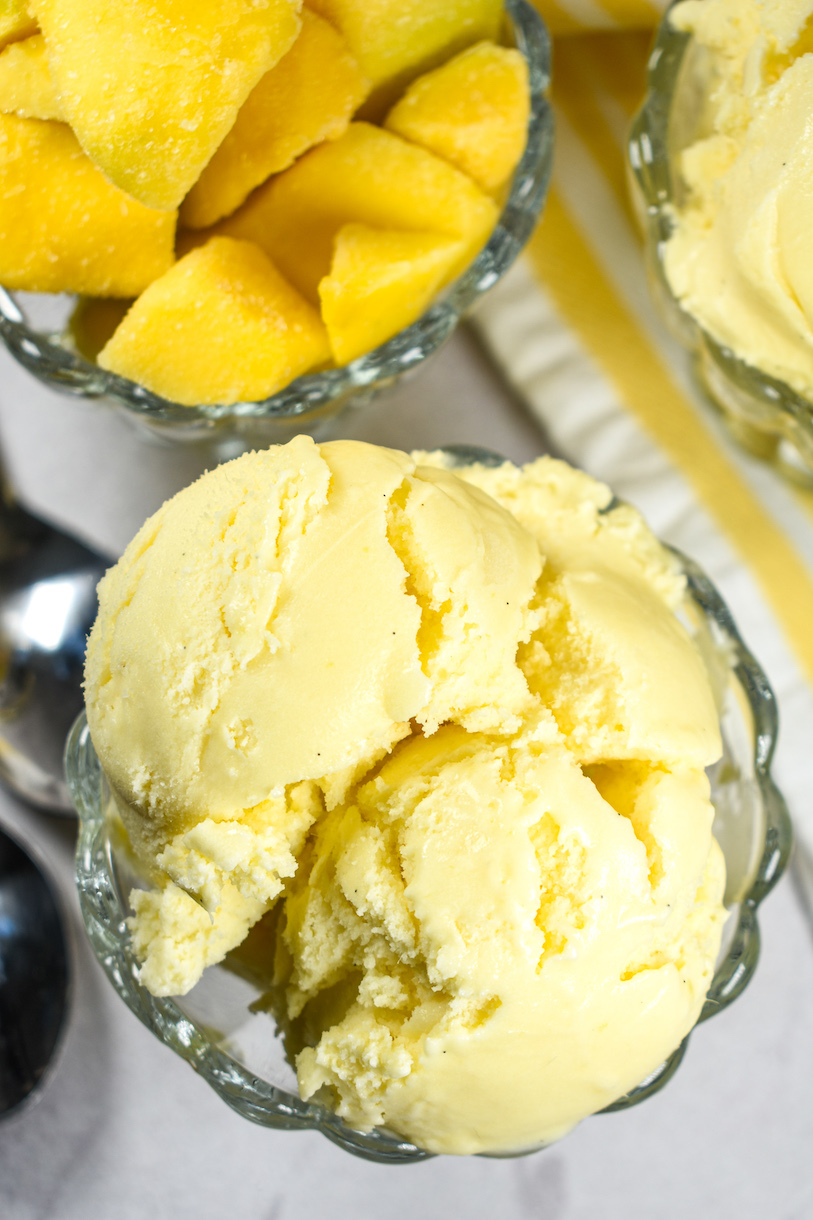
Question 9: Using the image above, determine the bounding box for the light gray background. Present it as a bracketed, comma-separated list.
[1, 333, 811, 1220]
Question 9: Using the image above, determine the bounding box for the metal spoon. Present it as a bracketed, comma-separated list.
[0, 820, 70, 1115]
[0, 455, 110, 814]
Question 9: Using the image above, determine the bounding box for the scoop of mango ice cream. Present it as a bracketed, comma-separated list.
[83, 438, 726, 1153]
[282, 723, 725, 1155]
[664, 0, 813, 396]
[84, 436, 543, 995]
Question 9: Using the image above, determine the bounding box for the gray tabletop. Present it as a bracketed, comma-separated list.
[1, 333, 811, 1220]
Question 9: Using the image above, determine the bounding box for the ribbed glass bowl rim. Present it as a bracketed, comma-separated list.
[0, 0, 553, 427]
[67, 462, 792, 1163]
[628, 2, 813, 438]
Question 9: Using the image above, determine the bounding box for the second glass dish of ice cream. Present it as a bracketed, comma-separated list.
[629, 0, 813, 483]
[68, 441, 790, 1163]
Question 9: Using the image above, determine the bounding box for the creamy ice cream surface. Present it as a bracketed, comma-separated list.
[85, 436, 542, 995]
[664, 0, 813, 396]
[84, 437, 726, 1155]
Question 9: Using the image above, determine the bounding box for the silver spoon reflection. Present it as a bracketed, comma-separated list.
[0, 821, 70, 1115]
[0, 461, 110, 814]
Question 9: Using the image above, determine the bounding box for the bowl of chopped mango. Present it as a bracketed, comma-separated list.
[0, 0, 552, 447]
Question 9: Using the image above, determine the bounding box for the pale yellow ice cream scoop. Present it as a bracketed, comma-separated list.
[85, 436, 542, 994]
[664, 0, 813, 396]
[283, 723, 724, 1155]
[84, 438, 726, 1153]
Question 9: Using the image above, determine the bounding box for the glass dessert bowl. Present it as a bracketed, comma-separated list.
[0, 0, 552, 455]
[67, 444, 791, 1164]
[629, 5, 813, 485]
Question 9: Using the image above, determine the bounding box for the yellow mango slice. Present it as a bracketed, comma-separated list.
[29, 0, 303, 210]
[0, 2, 37, 52]
[181, 10, 369, 230]
[319, 224, 465, 363]
[385, 42, 529, 195]
[305, 0, 502, 112]
[98, 237, 331, 406]
[0, 34, 61, 119]
[0, 114, 175, 294]
[217, 122, 498, 305]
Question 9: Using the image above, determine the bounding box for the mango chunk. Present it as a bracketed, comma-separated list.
[217, 122, 498, 304]
[98, 237, 331, 406]
[319, 224, 466, 363]
[0, 114, 175, 294]
[181, 10, 369, 230]
[305, 0, 502, 111]
[385, 42, 529, 195]
[28, 0, 303, 210]
[0, 33, 61, 119]
[0, 1, 37, 52]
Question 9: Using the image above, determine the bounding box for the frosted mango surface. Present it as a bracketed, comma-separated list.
[0, 0, 532, 403]
[98, 237, 330, 405]
[28, 0, 303, 209]
[84, 440, 726, 1154]
[306, 0, 502, 109]
[0, 113, 175, 294]
[385, 41, 530, 194]
[0, 34, 61, 119]
[0, 1, 36, 51]
[319, 224, 465, 363]
[218, 122, 498, 304]
[180, 10, 369, 229]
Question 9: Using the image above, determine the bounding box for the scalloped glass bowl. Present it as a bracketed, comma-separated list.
[0, 0, 552, 456]
[629, 9, 813, 484]
[66, 476, 791, 1162]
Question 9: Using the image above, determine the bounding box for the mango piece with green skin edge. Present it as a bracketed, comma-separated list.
[385, 41, 529, 195]
[28, 0, 303, 210]
[0, 33, 61, 119]
[305, 0, 502, 115]
[180, 9, 369, 231]
[0, 113, 175, 295]
[0, 1, 37, 52]
[98, 237, 331, 407]
[319, 224, 466, 364]
[215, 122, 499, 307]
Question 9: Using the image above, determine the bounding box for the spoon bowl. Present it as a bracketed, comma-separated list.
[0, 821, 70, 1115]
[0, 473, 110, 814]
